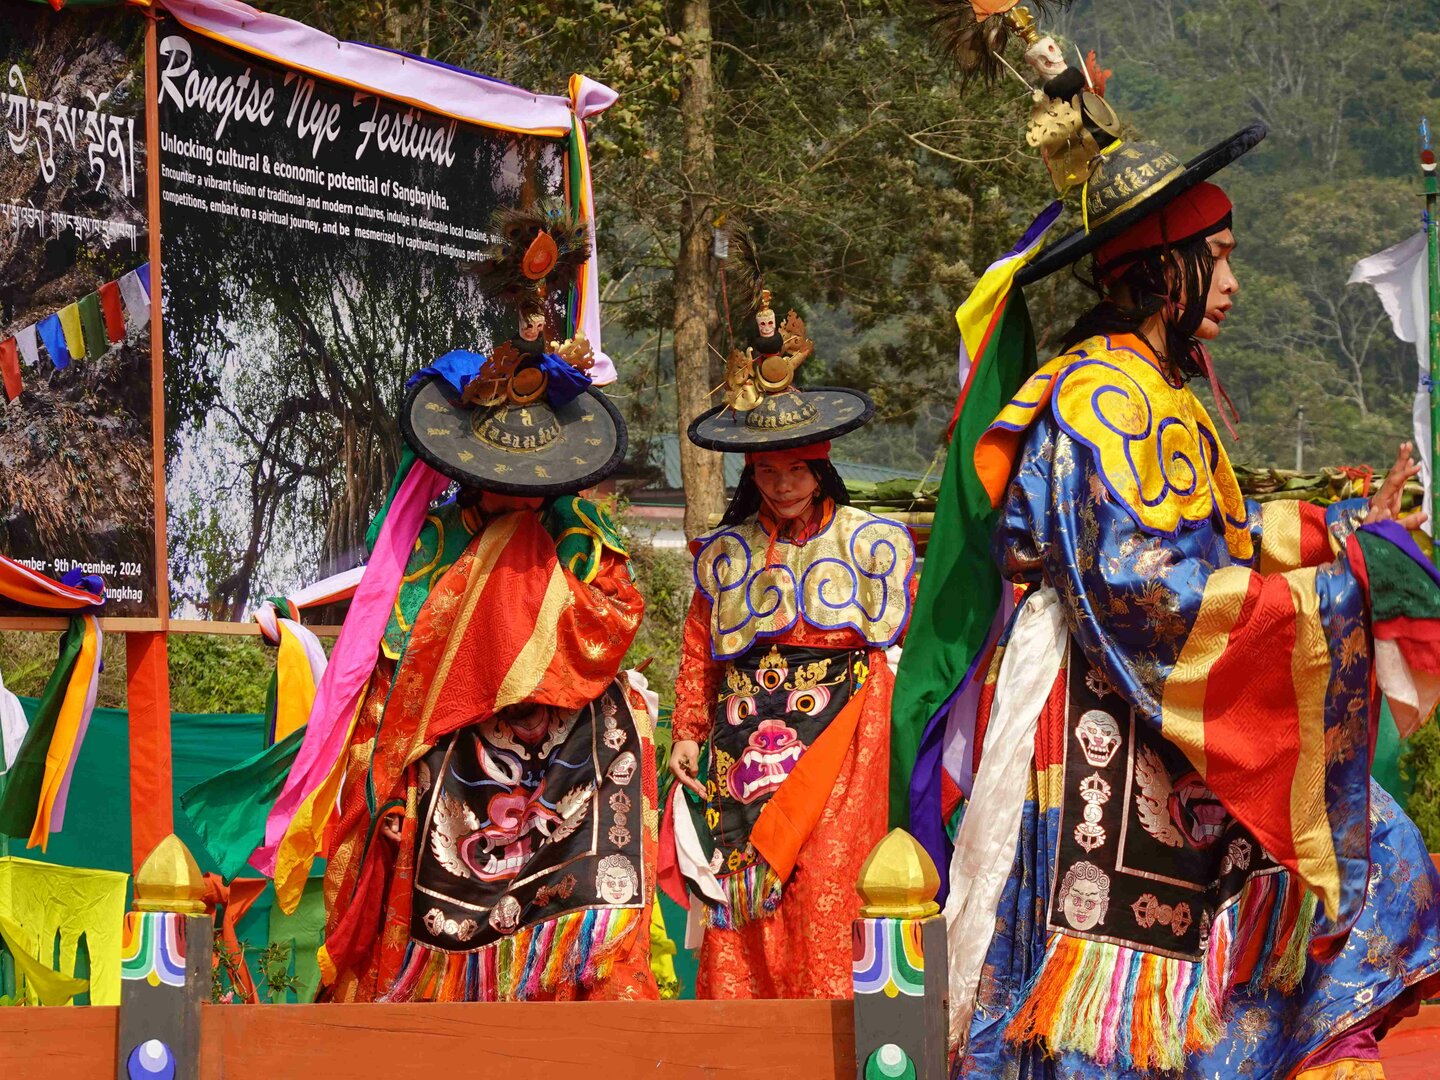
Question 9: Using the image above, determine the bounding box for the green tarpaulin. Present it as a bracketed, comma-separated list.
[0, 697, 320, 1001]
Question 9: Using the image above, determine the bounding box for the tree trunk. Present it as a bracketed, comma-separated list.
[672, 0, 725, 539]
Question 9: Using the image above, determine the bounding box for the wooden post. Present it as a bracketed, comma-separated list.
[851, 829, 948, 1080]
[116, 835, 213, 1080]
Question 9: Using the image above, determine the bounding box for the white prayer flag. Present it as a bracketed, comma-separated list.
[1349, 232, 1431, 532]
[15, 324, 40, 368]
[117, 269, 151, 330]
[0, 666, 28, 775]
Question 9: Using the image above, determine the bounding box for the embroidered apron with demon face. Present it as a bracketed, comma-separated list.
[411, 680, 645, 951]
[1050, 651, 1279, 959]
[705, 643, 864, 886]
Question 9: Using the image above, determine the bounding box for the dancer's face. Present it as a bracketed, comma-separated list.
[1190, 227, 1238, 341]
[754, 458, 819, 520]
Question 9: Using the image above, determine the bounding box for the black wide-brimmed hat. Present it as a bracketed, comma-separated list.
[401, 374, 626, 496]
[687, 385, 874, 453]
[1015, 122, 1267, 286]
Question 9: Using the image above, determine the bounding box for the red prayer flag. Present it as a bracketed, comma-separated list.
[0, 337, 21, 402]
[99, 280, 126, 343]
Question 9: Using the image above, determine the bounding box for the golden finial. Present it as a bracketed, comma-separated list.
[1006, 4, 1043, 46]
[856, 828, 941, 918]
[132, 834, 207, 914]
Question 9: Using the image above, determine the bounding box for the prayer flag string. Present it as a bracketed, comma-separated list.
[0, 263, 151, 404]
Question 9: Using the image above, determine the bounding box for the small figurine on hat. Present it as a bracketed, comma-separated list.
[713, 229, 827, 426]
[400, 204, 621, 495]
[929, 0, 1121, 195]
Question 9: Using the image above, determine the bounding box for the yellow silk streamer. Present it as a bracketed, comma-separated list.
[272, 701, 361, 914]
[57, 303, 85, 361]
[0, 913, 88, 1005]
[28, 616, 99, 851]
[273, 624, 318, 744]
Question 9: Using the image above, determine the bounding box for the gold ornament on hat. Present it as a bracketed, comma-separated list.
[928, 1, 1124, 197]
[720, 290, 815, 413]
[462, 333, 596, 410]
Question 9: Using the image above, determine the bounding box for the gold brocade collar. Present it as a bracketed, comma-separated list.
[977, 334, 1251, 562]
[692, 504, 916, 661]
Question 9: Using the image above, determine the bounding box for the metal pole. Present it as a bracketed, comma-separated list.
[1423, 120, 1440, 565]
[1295, 406, 1305, 472]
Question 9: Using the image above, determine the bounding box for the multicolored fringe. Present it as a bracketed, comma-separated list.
[378, 906, 642, 1003]
[1005, 871, 1317, 1072]
[705, 861, 784, 929]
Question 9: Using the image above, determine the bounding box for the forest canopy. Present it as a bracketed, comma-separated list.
[265, 0, 1440, 480]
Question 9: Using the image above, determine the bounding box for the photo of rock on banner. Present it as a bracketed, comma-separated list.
[156, 21, 569, 622]
[0, 6, 158, 621]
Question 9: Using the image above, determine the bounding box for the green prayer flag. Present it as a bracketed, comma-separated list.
[179, 724, 305, 880]
[0, 620, 84, 837]
[77, 293, 108, 361]
[266, 878, 326, 1002]
[1354, 528, 1440, 623]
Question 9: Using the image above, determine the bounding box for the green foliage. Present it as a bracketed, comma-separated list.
[211, 932, 247, 1004]
[0, 630, 274, 712]
[1401, 719, 1440, 851]
[165, 635, 275, 715]
[257, 941, 301, 1003]
[619, 518, 693, 712]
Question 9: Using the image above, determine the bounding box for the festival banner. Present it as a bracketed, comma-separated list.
[0, 5, 158, 620]
[156, 18, 574, 621]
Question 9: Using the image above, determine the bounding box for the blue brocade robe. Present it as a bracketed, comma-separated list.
[956, 334, 1440, 1078]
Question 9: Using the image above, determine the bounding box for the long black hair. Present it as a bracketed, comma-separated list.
[1061, 225, 1224, 382]
[720, 459, 851, 527]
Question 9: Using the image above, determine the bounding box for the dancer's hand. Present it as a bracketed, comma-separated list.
[1365, 441, 1428, 532]
[380, 813, 402, 843]
[669, 740, 707, 798]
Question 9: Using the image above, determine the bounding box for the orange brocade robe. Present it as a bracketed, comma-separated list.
[319, 509, 654, 1003]
[673, 503, 915, 999]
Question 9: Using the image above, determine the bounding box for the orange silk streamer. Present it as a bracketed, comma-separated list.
[748, 678, 871, 883]
[27, 616, 98, 850]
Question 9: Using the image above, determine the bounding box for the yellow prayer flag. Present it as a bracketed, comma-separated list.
[273, 624, 318, 744]
[272, 704, 361, 913]
[57, 304, 85, 363]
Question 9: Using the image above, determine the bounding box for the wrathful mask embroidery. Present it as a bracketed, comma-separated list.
[701, 644, 864, 923]
[410, 681, 645, 951]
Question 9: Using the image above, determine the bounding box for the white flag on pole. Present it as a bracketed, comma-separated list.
[1349, 231, 1431, 532]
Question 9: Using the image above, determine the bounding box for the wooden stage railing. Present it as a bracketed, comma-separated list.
[3, 832, 1440, 1077]
[0, 829, 948, 1080]
[0, 1000, 855, 1080]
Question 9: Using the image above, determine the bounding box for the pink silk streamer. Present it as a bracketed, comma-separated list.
[253, 460, 450, 874]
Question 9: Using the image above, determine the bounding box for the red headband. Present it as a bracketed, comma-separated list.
[1094, 182, 1232, 282]
[745, 441, 832, 467]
